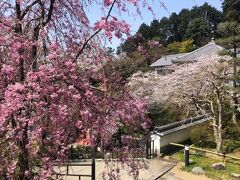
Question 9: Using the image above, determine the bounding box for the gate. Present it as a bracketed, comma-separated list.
[56, 159, 95, 180]
[146, 138, 155, 159]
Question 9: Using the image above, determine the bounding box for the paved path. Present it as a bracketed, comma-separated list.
[55, 159, 212, 180]
[55, 159, 175, 180]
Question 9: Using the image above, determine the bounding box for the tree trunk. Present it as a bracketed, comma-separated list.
[215, 128, 223, 153]
[15, 2, 25, 82]
[231, 43, 240, 131]
[231, 97, 240, 132]
[14, 3, 30, 179]
[213, 91, 223, 153]
[31, 24, 40, 71]
[213, 119, 222, 153]
[18, 122, 31, 180]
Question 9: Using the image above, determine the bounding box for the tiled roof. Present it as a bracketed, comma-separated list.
[150, 42, 224, 67]
[174, 42, 223, 63]
[152, 115, 208, 136]
[150, 53, 188, 67]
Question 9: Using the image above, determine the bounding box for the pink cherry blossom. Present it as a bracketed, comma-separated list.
[0, 0, 154, 179]
[104, 0, 114, 6]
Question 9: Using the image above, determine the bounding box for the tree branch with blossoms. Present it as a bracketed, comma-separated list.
[0, 0, 153, 179]
[75, 0, 117, 60]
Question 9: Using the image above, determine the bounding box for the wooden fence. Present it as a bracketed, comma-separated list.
[170, 142, 240, 161]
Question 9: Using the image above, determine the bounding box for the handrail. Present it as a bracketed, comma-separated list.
[58, 163, 92, 166]
[56, 159, 95, 180]
[57, 174, 91, 177]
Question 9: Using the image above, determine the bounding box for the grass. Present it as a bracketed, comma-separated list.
[173, 150, 240, 180]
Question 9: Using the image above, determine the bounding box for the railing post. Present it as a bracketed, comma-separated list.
[92, 159, 96, 180]
[184, 145, 190, 167]
[152, 140, 154, 158]
[70, 145, 73, 159]
[67, 164, 69, 174]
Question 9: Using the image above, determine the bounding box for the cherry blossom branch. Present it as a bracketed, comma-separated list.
[74, 0, 117, 60]
[0, 1, 151, 178]
[0, 19, 11, 28]
[43, 0, 55, 26]
[15, 1, 25, 82]
[20, 0, 39, 20]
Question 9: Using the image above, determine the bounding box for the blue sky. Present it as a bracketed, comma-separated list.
[88, 0, 222, 49]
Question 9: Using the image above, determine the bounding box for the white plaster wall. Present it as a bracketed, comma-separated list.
[151, 126, 195, 154]
[160, 128, 191, 148]
[151, 134, 161, 155]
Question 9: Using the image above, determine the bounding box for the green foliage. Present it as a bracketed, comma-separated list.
[158, 17, 171, 44]
[222, 0, 240, 22]
[150, 20, 162, 39]
[185, 18, 211, 46]
[147, 102, 185, 126]
[114, 52, 146, 79]
[168, 13, 182, 42]
[119, 35, 145, 55]
[151, 36, 162, 41]
[216, 35, 240, 49]
[162, 3, 221, 43]
[189, 2, 222, 28]
[179, 39, 195, 53]
[216, 21, 240, 49]
[166, 40, 194, 54]
[223, 139, 240, 153]
[138, 23, 152, 40]
[218, 49, 232, 56]
[119, 3, 222, 53]
[191, 123, 216, 148]
[68, 145, 103, 159]
[217, 21, 240, 37]
[223, 122, 240, 141]
[215, 1, 240, 48]
[166, 41, 181, 54]
[105, 45, 164, 80]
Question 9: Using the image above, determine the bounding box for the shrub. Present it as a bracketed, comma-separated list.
[223, 139, 240, 153]
[166, 39, 195, 54]
[147, 102, 185, 127]
[68, 145, 103, 159]
[218, 49, 231, 56]
[191, 123, 216, 148]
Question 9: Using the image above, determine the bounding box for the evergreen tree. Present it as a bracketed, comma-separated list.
[138, 23, 152, 40]
[168, 13, 182, 42]
[185, 18, 211, 46]
[223, 0, 240, 22]
[150, 19, 161, 39]
[158, 17, 172, 44]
